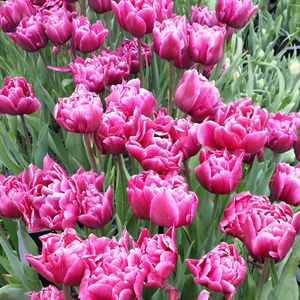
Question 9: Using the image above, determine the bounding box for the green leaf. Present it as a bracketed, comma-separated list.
[0, 284, 29, 300]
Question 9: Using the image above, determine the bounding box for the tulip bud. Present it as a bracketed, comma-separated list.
[174, 69, 224, 122]
[54, 84, 103, 134]
[188, 23, 226, 66]
[0, 0, 36, 32]
[71, 16, 109, 53]
[112, 0, 156, 38]
[215, 0, 258, 29]
[7, 15, 48, 52]
[152, 16, 193, 69]
[186, 242, 246, 300]
[0, 76, 41, 115]
[195, 148, 244, 194]
[269, 162, 300, 206]
[42, 8, 72, 45]
[88, 0, 112, 13]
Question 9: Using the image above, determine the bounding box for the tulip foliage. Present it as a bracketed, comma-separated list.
[0, 0, 300, 299]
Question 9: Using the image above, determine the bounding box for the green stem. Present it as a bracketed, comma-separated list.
[255, 258, 271, 300]
[62, 285, 73, 300]
[20, 115, 31, 159]
[168, 61, 174, 116]
[272, 152, 280, 165]
[79, 0, 86, 15]
[183, 160, 191, 188]
[149, 222, 157, 236]
[104, 13, 112, 48]
[83, 134, 97, 173]
[197, 63, 204, 74]
[270, 259, 278, 286]
[211, 194, 221, 223]
[39, 50, 55, 85]
[117, 155, 127, 220]
[213, 292, 219, 300]
[138, 38, 144, 85]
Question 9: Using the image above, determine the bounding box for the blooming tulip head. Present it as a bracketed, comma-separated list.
[152, 15, 193, 69]
[215, 0, 258, 29]
[71, 16, 109, 53]
[294, 136, 300, 161]
[266, 112, 300, 153]
[269, 163, 300, 206]
[174, 69, 224, 122]
[190, 5, 218, 27]
[105, 79, 157, 117]
[7, 15, 48, 52]
[186, 242, 247, 300]
[127, 171, 198, 227]
[195, 149, 244, 194]
[115, 38, 152, 74]
[28, 285, 64, 300]
[0, 76, 41, 115]
[198, 98, 268, 156]
[54, 84, 103, 134]
[0, 0, 36, 32]
[189, 23, 226, 66]
[72, 168, 114, 229]
[88, 0, 112, 13]
[25, 229, 86, 286]
[112, 0, 156, 38]
[42, 7, 72, 45]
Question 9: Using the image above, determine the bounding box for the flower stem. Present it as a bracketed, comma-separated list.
[168, 61, 174, 116]
[211, 194, 220, 222]
[255, 258, 271, 300]
[104, 13, 112, 48]
[83, 134, 97, 172]
[20, 115, 31, 159]
[149, 222, 157, 236]
[138, 38, 144, 85]
[62, 285, 73, 300]
[79, 0, 86, 15]
[183, 160, 191, 188]
[39, 50, 55, 85]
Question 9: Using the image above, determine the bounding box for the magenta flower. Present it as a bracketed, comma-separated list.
[0, 76, 41, 115]
[112, 0, 156, 38]
[188, 23, 226, 66]
[127, 171, 198, 227]
[0, 0, 36, 32]
[71, 16, 109, 53]
[88, 0, 112, 13]
[152, 15, 193, 69]
[215, 0, 258, 29]
[195, 149, 244, 194]
[186, 243, 246, 300]
[105, 78, 157, 117]
[25, 229, 86, 286]
[269, 162, 300, 206]
[174, 69, 224, 122]
[28, 285, 64, 300]
[7, 15, 48, 52]
[53, 84, 103, 134]
[294, 136, 300, 161]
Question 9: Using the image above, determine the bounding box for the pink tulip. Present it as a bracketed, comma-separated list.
[215, 0, 258, 29]
[88, 0, 112, 13]
[42, 7, 72, 45]
[25, 229, 86, 286]
[126, 111, 183, 175]
[189, 23, 225, 66]
[7, 15, 48, 52]
[151, 0, 174, 22]
[195, 149, 244, 194]
[127, 171, 198, 227]
[0, 76, 41, 115]
[294, 136, 300, 161]
[243, 209, 297, 261]
[112, 0, 156, 38]
[72, 168, 114, 228]
[105, 79, 157, 117]
[0, 172, 27, 218]
[28, 285, 64, 300]
[198, 98, 268, 156]
[266, 112, 300, 153]
[71, 16, 109, 53]
[136, 227, 177, 287]
[269, 162, 300, 206]
[152, 15, 193, 69]
[114, 38, 152, 74]
[53, 84, 103, 134]
[69, 56, 107, 93]
[186, 243, 246, 300]
[197, 290, 210, 300]
[174, 69, 224, 122]
[0, 0, 36, 32]
[94, 107, 139, 155]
